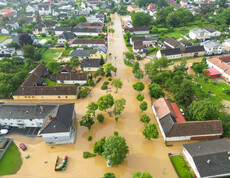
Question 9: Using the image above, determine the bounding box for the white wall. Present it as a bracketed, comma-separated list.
[70, 44, 105, 48]
[0, 118, 43, 128]
[73, 32, 99, 36]
[57, 80, 87, 85]
[83, 67, 99, 72]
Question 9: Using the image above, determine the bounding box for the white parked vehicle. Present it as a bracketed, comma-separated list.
[180, 109, 185, 115]
[0, 129, 8, 135]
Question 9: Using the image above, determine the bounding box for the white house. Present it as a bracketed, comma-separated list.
[189, 28, 210, 41]
[81, 59, 101, 72]
[26, 5, 36, 12]
[183, 139, 230, 178]
[0, 102, 76, 144]
[223, 38, 230, 52]
[152, 98, 223, 142]
[71, 28, 99, 36]
[156, 48, 182, 59]
[203, 26, 221, 37]
[54, 27, 72, 36]
[1, 28, 9, 34]
[56, 73, 88, 85]
[38, 3, 52, 15]
[201, 40, 223, 55]
[57, 31, 75, 44]
[70, 38, 105, 48]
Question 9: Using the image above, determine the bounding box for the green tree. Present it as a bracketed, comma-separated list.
[97, 94, 114, 112]
[143, 123, 159, 140]
[103, 172, 116, 178]
[144, 62, 158, 79]
[77, 16, 87, 23]
[148, 83, 165, 98]
[79, 113, 95, 130]
[174, 80, 195, 107]
[19, 33, 33, 46]
[133, 172, 153, 178]
[133, 81, 145, 93]
[134, 69, 144, 79]
[123, 51, 134, 60]
[154, 55, 170, 71]
[93, 137, 106, 155]
[113, 98, 126, 116]
[112, 78, 123, 93]
[22, 45, 35, 59]
[125, 31, 131, 43]
[136, 93, 144, 101]
[70, 56, 80, 68]
[192, 62, 208, 73]
[87, 102, 98, 117]
[103, 63, 117, 76]
[157, 0, 169, 8]
[139, 101, 148, 112]
[18, 17, 24, 27]
[140, 114, 151, 124]
[102, 133, 129, 166]
[189, 100, 218, 121]
[131, 12, 152, 27]
[46, 60, 60, 74]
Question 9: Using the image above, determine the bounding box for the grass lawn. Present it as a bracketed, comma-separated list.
[42, 17, 52, 21]
[62, 48, 73, 56]
[171, 155, 194, 178]
[0, 142, 22, 175]
[42, 48, 65, 62]
[0, 35, 11, 42]
[45, 78, 76, 87]
[194, 74, 230, 105]
[37, 36, 57, 41]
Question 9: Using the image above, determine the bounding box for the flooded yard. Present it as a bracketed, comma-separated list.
[3, 14, 197, 178]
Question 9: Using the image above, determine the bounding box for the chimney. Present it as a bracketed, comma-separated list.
[207, 160, 210, 164]
[49, 115, 52, 120]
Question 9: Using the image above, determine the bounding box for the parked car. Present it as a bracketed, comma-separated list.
[2, 125, 12, 130]
[0, 129, 8, 135]
[19, 143, 27, 151]
[180, 109, 185, 115]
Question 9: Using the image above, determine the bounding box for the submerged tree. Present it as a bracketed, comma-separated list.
[112, 78, 123, 93]
[97, 94, 114, 112]
[79, 113, 94, 130]
[113, 98, 126, 117]
[143, 123, 159, 140]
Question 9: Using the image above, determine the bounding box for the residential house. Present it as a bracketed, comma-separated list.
[90, 47, 107, 59]
[189, 28, 210, 41]
[127, 5, 139, 12]
[177, 38, 193, 47]
[169, 1, 181, 9]
[124, 26, 150, 35]
[0, 46, 23, 59]
[183, 46, 206, 57]
[164, 37, 185, 50]
[56, 73, 88, 85]
[54, 27, 72, 35]
[152, 98, 223, 142]
[6, 17, 19, 29]
[69, 49, 91, 61]
[183, 139, 230, 178]
[33, 20, 57, 34]
[13, 63, 79, 100]
[203, 26, 221, 37]
[130, 35, 158, 45]
[156, 48, 182, 59]
[38, 3, 52, 15]
[58, 31, 75, 44]
[75, 22, 103, 32]
[81, 59, 101, 72]
[0, 102, 76, 144]
[71, 28, 99, 36]
[223, 38, 230, 52]
[207, 56, 230, 82]
[1, 27, 10, 34]
[70, 38, 105, 48]
[201, 40, 223, 55]
[180, 0, 188, 7]
[0, 8, 14, 15]
[26, 4, 37, 12]
[147, 3, 157, 11]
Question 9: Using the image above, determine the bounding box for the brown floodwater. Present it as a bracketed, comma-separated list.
[3, 14, 199, 178]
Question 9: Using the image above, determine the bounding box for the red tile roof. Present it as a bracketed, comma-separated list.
[0, 8, 11, 13]
[204, 68, 221, 76]
[170, 103, 186, 122]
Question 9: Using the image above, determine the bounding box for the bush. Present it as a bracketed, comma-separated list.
[40, 33, 46, 37]
[83, 152, 96, 158]
[77, 87, 90, 99]
[140, 114, 151, 123]
[115, 117, 119, 122]
[108, 78, 112, 81]
[96, 77, 102, 83]
[87, 78, 95, 86]
[224, 89, 230, 95]
[88, 136, 92, 141]
[136, 94, 144, 102]
[101, 84, 108, 90]
[212, 82, 217, 85]
[97, 114, 104, 122]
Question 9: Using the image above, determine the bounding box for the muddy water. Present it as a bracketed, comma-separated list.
[3, 14, 198, 178]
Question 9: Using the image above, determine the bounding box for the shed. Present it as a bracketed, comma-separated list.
[204, 68, 221, 77]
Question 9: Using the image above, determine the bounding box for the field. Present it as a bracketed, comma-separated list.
[36, 36, 57, 41]
[170, 155, 194, 178]
[0, 142, 22, 175]
[0, 35, 11, 42]
[62, 48, 73, 56]
[41, 48, 65, 62]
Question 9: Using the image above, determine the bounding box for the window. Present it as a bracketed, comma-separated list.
[32, 96, 34, 98]
[11, 123, 13, 125]
[28, 96, 31, 98]
[30, 119, 32, 121]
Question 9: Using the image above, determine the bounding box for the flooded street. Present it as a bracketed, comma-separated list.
[3, 14, 196, 178]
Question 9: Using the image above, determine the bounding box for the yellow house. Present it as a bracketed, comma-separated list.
[182, 46, 206, 58]
[90, 48, 107, 59]
[81, 59, 101, 72]
[33, 24, 46, 35]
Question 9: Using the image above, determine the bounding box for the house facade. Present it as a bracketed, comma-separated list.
[56, 73, 88, 85]
[70, 38, 105, 48]
[81, 59, 101, 72]
[201, 40, 223, 55]
[38, 3, 52, 15]
[156, 48, 182, 59]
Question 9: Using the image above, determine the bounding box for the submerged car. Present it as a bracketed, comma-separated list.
[19, 143, 27, 151]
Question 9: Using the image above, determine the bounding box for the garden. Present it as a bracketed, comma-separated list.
[0, 35, 11, 42]
[41, 48, 65, 62]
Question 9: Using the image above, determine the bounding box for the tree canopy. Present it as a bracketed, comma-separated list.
[133, 81, 145, 93]
[113, 98, 126, 116]
[112, 78, 123, 93]
[131, 12, 152, 27]
[143, 123, 159, 140]
[133, 172, 153, 178]
[148, 83, 165, 99]
[139, 101, 148, 112]
[46, 60, 60, 74]
[103, 172, 116, 178]
[102, 134, 129, 166]
[80, 113, 95, 130]
[97, 94, 114, 112]
[19, 33, 33, 46]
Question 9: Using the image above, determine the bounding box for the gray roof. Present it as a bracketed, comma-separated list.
[159, 115, 175, 136]
[59, 31, 75, 41]
[201, 40, 222, 49]
[204, 26, 218, 33]
[71, 28, 98, 33]
[55, 27, 72, 32]
[39, 103, 74, 134]
[69, 50, 90, 57]
[160, 48, 181, 56]
[81, 59, 100, 68]
[184, 139, 230, 177]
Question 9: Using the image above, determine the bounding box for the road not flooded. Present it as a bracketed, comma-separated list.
[3, 14, 196, 178]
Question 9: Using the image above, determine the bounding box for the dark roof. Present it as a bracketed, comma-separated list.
[133, 41, 144, 50]
[160, 48, 181, 56]
[33, 23, 45, 31]
[61, 64, 72, 73]
[69, 50, 90, 57]
[59, 31, 75, 41]
[178, 39, 192, 47]
[183, 139, 230, 177]
[204, 26, 218, 33]
[81, 59, 101, 68]
[56, 73, 88, 81]
[22, 63, 46, 86]
[71, 28, 98, 33]
[168, 120, 223, 137]
[184, 46, 205, 53]
[79, 22, 102, 27]
[39, 103, 75, 134]
[124, 26, 150, 33]
[159, 115, 175, 136]
[219, 56, 230, 63]
[55, 27, 72, 32]
[42, 20, 57, 27]
[13, 86, 79, 96]
[71, 38, 105, 45]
